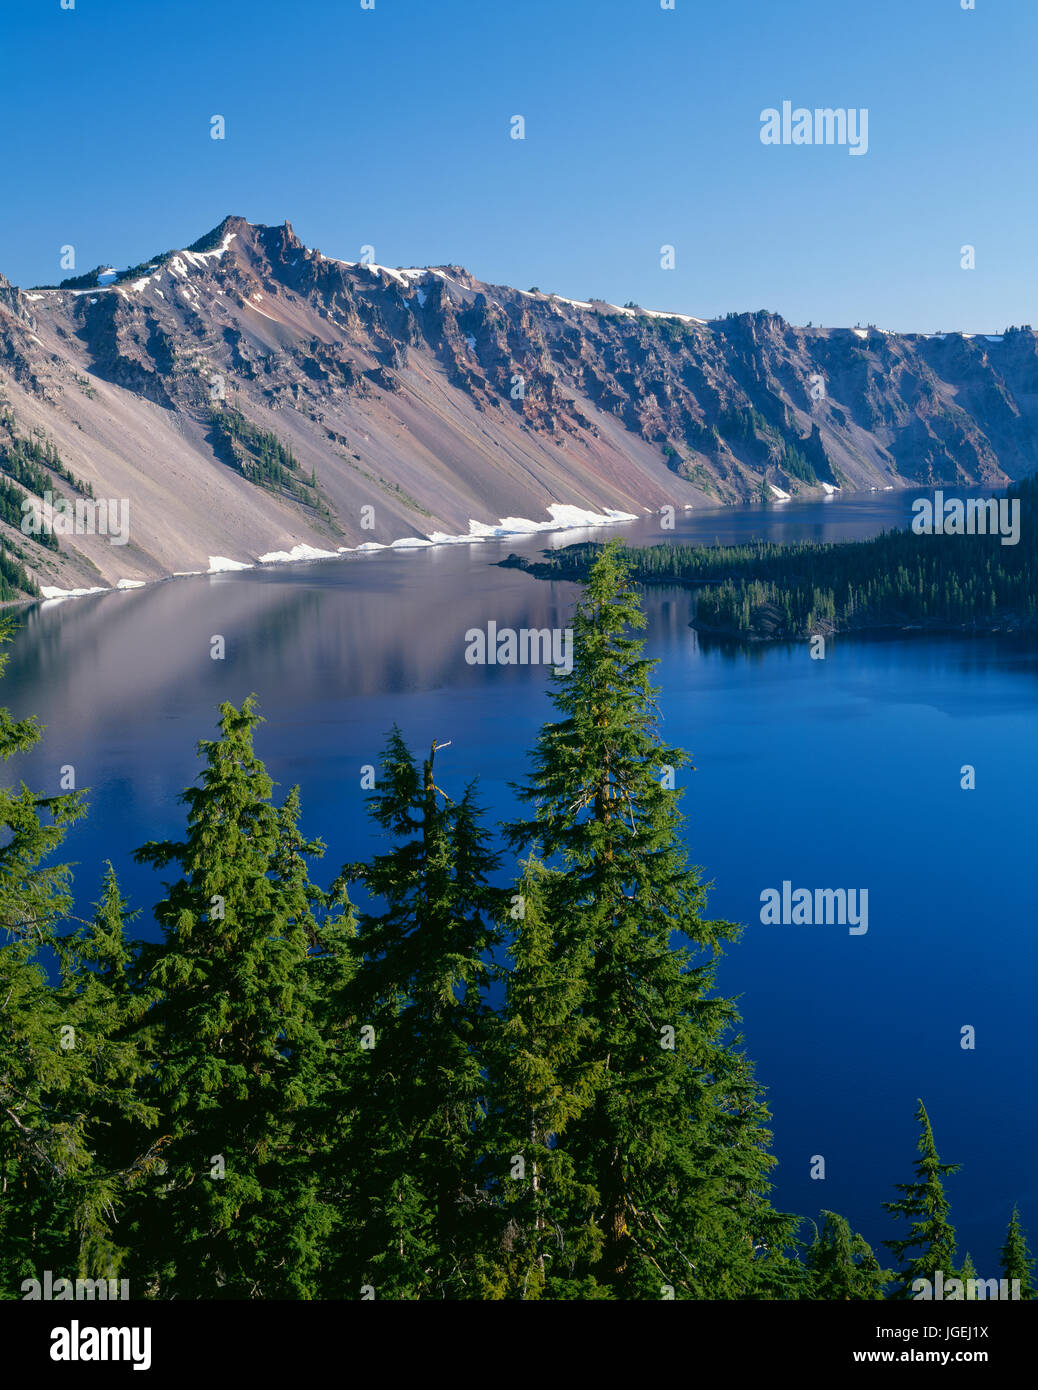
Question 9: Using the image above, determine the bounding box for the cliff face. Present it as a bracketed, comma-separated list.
[1, 215, 1035, 592]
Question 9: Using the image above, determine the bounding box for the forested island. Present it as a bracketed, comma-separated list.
[501, 477, 1038, 642]
[1, 543, 1033, 1300]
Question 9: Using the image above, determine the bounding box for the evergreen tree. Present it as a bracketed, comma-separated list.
[883, 1099, 960, 1298]
[960, 1250, 979, 1300]
[805, 1210, 890, 1299]
[999, 1207, 1035, 1298]
[479, 856, 605, 1299]
[335, 729, 503, 1298]
[50, 864, 159, 1283]
[507, 541, 794, 1298]
[0, 615, 92, 1293]
[126, 697, 332, 1298]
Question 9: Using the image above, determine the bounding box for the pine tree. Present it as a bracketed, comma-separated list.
[479, 856, 605, 1298]
[335, 729, 503, 1298]
[0, 614, 91, 1294]
[999, 1207, 1035, 1298]
[960, 1251, 979, 1300]
[126, 697, 331, 1298]
[51, 864, 159, 1283]
[883, 1099, 960, 1298]
[507, 540, 794, 1298]
[805, 1210, 890, 1299]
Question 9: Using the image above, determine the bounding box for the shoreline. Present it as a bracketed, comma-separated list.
[25, 503, 641, 608]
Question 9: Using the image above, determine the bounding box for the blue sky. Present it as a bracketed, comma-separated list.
[3, 0, 1035, 331]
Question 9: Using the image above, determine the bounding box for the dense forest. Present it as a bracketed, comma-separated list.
[0, 545, 1032, 1299]
[503, 478, 1038, 642]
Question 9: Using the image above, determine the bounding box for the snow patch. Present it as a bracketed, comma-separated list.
[116, 579, 145, 589]
[181, 231, 237, 266]
[207, 556, 253, 573]
[258, 543, 339, 564]
[40, 585, 107, 600]
[769, 484, 792, 501]
[467, 504, 638, 538]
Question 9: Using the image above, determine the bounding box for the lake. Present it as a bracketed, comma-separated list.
[7, 488, 1035, 1277]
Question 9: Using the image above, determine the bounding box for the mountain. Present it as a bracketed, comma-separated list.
[1, 214, 1036, 595]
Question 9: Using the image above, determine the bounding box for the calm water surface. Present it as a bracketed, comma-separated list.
[9, 490, 1035, 1272]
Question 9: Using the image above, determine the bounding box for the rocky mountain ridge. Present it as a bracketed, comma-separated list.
[1, 215, 1035, 596]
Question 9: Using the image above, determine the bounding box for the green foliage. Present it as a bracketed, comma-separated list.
[999, 1207, 1035, 1298]
[508, 477, 1038, 640]
[126, 699, 340, 1298]
[331, 730, 504, 1298]
[209, 407, 324, 509]
[883, 1100, 960, 1299]
[504, 542, 797, 1298]
[805, 1211, 890, 1299]
[0, 410, 94, 582]
[0, 569, 1030, 1301]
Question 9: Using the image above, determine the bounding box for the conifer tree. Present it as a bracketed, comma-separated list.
[999, 1207, 1035, 1298]
[883, 1099, 960, 1298]
[335, 729, 503, 1298]
[127, 698, 332, 1298]
[35, 864, 161, 1285]
[480, 856, 605, 1299]
[805, 1210, 890, 1299]
[960, 1250, 979, 1300]
[508, 541, 794, 1298]
[0, 616, 92, 1293]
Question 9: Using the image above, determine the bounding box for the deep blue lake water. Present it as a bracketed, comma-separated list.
[7, 489, 1035, 1277]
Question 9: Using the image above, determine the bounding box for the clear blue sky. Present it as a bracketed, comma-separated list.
[3, 0, 1035, 332]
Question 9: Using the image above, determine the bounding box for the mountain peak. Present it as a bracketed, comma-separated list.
[185, 214, 251, 255]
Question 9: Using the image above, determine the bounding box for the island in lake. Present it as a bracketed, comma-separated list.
[501, 477, 1038, 642]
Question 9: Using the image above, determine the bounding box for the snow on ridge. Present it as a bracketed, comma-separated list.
[181, 231, 237, 266]
[547, 293, 705, 324]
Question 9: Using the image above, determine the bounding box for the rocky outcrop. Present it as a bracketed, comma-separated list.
[0, 217, 1035, 593]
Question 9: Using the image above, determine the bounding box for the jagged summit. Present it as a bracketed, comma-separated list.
[0, 214, 1035, 599]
